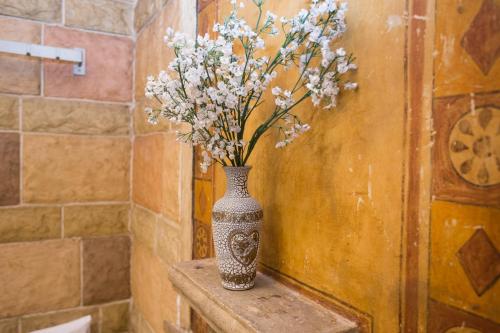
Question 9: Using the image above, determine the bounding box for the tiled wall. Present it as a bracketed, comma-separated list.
[0, 1, 134, 332]
[130, 0, 194, 332]
[427, 0, 500, 331]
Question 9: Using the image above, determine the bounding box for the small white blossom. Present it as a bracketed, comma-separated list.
[145, 0, 357, 172]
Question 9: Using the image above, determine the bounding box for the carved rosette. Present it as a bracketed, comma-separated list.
[211, 166, 263, 290]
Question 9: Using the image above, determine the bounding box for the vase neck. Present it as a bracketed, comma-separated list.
[224, 167, 250, 198]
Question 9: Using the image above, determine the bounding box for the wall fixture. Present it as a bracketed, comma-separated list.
[0, 39, 85, 75]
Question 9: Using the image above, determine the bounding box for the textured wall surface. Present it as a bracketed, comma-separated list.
[195, 0, 499, 333]
[427, 0, 500, 331]
[0, 1, 134, 331]
[130, 0, 195, 332]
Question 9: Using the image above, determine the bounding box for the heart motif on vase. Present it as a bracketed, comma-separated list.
[228, 230, 259, 266]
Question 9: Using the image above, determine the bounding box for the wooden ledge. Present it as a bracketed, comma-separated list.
[169, 259, 359, 333]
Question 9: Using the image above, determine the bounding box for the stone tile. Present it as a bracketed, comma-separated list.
[82, 236, 131, 305]
[131, 205, 156, 251]
[194, 180, 213, 224]
[134, 0, 157, 33]
[0, 95, 19, 130]
[156, 217, 180, 266]
[457, 228, 500, 296]
[0, 206, 61, 243]
[0, 239, 80, 317]
[23, 134, 130, 203]
[101, 301, 130, 333]
[66, 0, 133, 35]
[132, 133, 179, 220]
[21, 307, 99, 333]
[432, 93, 500, 205]
[0, 318, 18, 333]
[434, 0, 500, 96]
[64, 204, 129, 238]
[134, 3, 177, 102]
[193, 220, 212, 259]
[0, 133, 20, 206]
[430, 201, 500, 321]
[44, 27, 133, 102]
[0, 0, 61, 22]
[23, 98, 130, 135]
[131, 243, 177, 333]
[0, 17, 41, 95]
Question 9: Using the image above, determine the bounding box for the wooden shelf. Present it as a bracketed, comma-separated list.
[169, 259, 359, 333]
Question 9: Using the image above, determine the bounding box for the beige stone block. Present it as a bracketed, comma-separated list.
[134, 0, 156, 32]
[131, 243, 177, 333]
[0, 17, 41, 95]
[66, 0, 133, 35]
[132, 133, 180, 220]
[0, 318, 18, 333]
[0, 95, 19, 130]
[23, 135, 130, 203]
[0, 239, 81, 317]
[64, 204, 129, 238]
[0, 0, 61, 22]
[0, 206, 61, 243]
[23, 98, 130, 135]
[134, 3, 177, 102]
[21, 307, 99, 333]
[131, 205, 156, 251]
[101, 301, 130, 333]
[156, 217, 180, 266]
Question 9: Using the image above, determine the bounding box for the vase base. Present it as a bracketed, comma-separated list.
[221, 281, 255, 291]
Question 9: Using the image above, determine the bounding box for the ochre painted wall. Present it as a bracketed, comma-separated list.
[195, 0, 500, 332]
[210, 0, 407, 331]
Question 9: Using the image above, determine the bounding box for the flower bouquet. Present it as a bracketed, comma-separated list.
[145, 0, 356, 290]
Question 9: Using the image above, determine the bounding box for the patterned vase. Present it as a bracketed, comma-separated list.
[212, 166, 263, 290]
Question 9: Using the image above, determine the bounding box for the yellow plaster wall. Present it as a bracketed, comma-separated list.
[213, 1, 407, 331]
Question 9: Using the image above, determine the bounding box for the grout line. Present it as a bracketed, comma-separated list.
[19, 98, 23, 205]
[21, 131, 131, 138]
[0, 129, 20, 134]
[0, 93, 133, 106]
[0, 201, 131, 209]
[17, 317, 21, 333]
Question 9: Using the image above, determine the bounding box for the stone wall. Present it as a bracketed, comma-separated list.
[0, 1, 134, 332]
[130, 0, 194, 332]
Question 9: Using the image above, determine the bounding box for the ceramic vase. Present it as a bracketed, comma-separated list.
[212, 166, 263, 290]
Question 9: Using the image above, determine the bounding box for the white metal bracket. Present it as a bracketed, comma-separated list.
[0, 39, 86, 76]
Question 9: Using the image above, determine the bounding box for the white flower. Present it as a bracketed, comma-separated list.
[344, 82, 358, 90]
[144, 0, 357, 172]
